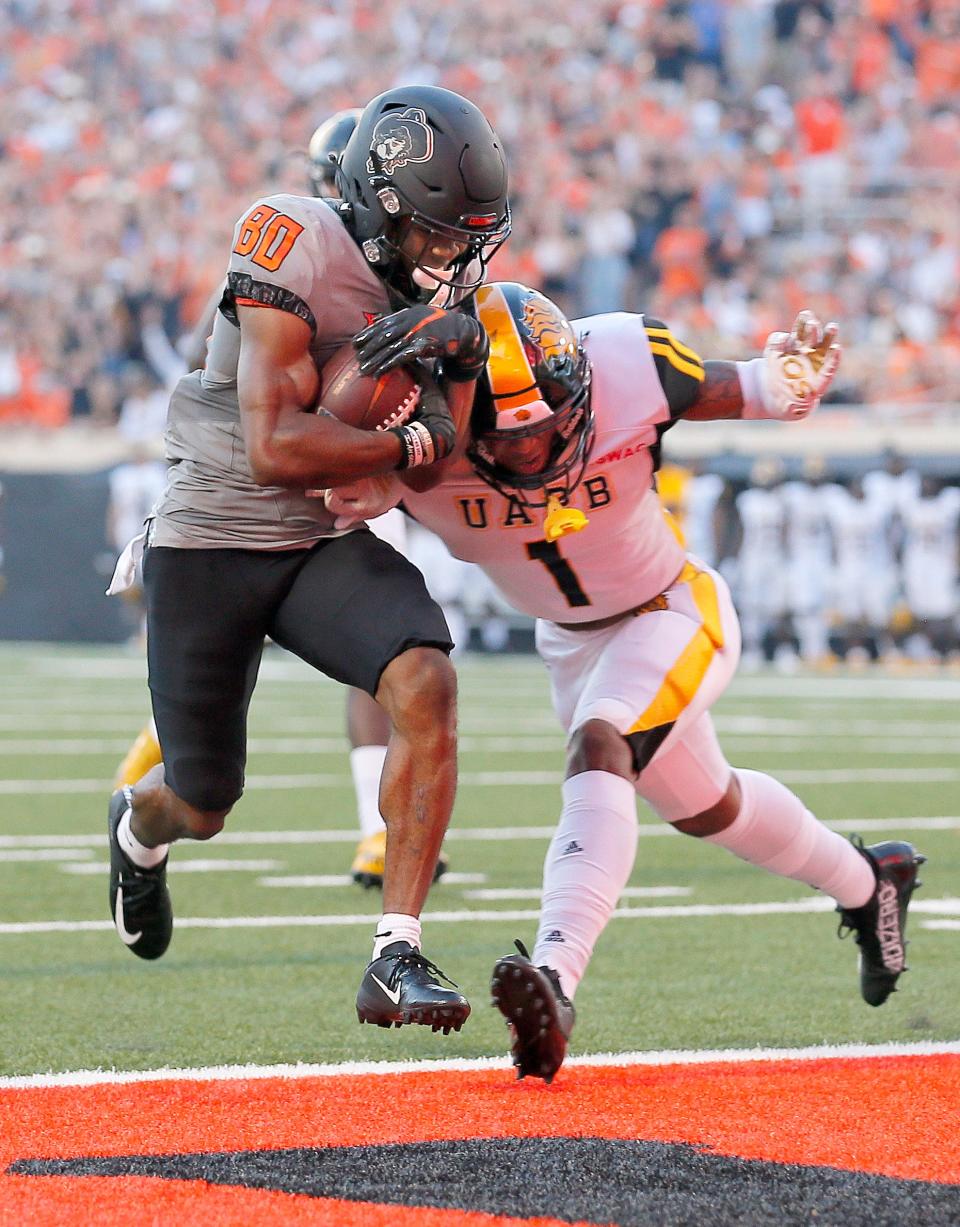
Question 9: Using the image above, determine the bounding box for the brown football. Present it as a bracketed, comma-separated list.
[316, 341, 421, 432]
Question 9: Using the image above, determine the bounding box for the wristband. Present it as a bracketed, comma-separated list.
[736, 358, 775, 420]
[390, 421, 437, 469]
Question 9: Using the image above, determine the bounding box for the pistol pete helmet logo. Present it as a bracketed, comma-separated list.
[368, 108, 434, 176]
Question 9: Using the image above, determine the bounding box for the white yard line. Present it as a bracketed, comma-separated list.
[258, 872, 487, 888]
[0, 848, 95, 862]
[0, 735, 567, 756]
[3, 1038, 960, 1091]
[1, 815, 958, 852]
[4, 766, 960, 794]
[3, 895, 958, 937]
[60, 859, 282, 875]
[727, 677, 960, 700]
[0, 826, 558, 849]
[463, 886, 691, 900]
[6, 734, 960, 756]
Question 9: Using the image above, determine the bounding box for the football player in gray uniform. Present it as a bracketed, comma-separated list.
[112, 106, 450, 892]
[106, 85, 510, 1036]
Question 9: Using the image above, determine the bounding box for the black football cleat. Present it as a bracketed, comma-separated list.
[836, 837, 926, 1007]
[356, 941, 470, 1032]
[350, 831, 449, 889]
[491, 940, 575, 1084]
[107, 787, 172, 961]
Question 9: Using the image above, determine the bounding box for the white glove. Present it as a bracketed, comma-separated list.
[740, 311, 842, 421]
[322, 475, 404, 530]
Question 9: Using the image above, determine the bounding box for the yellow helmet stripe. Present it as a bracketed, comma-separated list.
[475, 284, 542, 413]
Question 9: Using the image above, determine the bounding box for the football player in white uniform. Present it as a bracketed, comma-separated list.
[331, 282, 925, 1081]
[681, 463, 726, 570]
[899, 476, 960, 659]
[827, 476, 898, 660]
[734, 457, 788, 668]
[780, 457, 842, 664]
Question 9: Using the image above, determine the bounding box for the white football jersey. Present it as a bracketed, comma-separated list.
[403, 313, 703, 623]
[780, 480, 837, 566]
[735, 486, 784, 561]
[900, 487, 960, 562]
[862, 467, 920, 517]
[108, 461, 169, 552]
[828, 489, 894, 574]
[683, 472, 724, 567]
[901, 487, 960, 619]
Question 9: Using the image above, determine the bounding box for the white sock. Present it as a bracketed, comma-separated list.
[373, 912, 422, 960]
[533, 771, 638, 1000]
[117, 805, 169, 869]
[704, 768, 874, 909]
[350, 745, 388, 839]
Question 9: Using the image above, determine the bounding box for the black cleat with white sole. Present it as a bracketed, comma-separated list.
[491, 940, 575, 1084]
[837, 837, 926, 1007]
[356, 941, 470, 1032]
[107, 787, 172, 961]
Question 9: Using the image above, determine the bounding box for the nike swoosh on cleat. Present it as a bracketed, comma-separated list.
[370, 973, 402, 1005]
[114, 886, 142, 946]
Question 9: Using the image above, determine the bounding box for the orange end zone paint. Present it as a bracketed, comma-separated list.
[2, 1054, 958, 1225]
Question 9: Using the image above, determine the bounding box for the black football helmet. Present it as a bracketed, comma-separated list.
[307, 108, 362, 197]
[467, 282, 594, 507]
[336, 85, 510, 304]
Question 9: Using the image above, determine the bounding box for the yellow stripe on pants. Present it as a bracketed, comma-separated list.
[627, 563, 724, 735]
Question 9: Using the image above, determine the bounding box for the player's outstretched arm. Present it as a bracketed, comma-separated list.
[684, 311, 841, 423]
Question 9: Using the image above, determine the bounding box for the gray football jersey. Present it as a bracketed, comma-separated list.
[152, 195, 393, 548]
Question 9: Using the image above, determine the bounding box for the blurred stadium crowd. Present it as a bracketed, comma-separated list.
[2, 0, 959, 430]
[3, 0, 960, 655]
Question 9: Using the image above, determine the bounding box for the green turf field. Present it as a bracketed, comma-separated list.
[1, 643, 957, 1077]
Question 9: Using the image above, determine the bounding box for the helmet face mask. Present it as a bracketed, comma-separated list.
[468, 283, 594, 508]
[336, 87, 510, 304]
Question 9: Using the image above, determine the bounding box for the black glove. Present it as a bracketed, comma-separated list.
[355, 305, 489, 382]
[388, 371, 457, 469]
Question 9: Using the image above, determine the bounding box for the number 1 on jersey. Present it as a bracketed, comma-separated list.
[526, 539, 592, 608]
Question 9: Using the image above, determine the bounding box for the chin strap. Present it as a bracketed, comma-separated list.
[543, 493, 588, 542]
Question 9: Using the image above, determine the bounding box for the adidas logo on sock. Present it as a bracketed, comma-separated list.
[544, 929, 565, 943]
[560, 840, 583, 856]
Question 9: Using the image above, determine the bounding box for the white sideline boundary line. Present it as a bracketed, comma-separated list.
[3, 1039, 960, 1091]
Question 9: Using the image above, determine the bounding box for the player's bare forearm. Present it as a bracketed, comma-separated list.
[682, 361, 744, 421]
[237, 305, 403, 487]
[265, 404, 408, 488]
